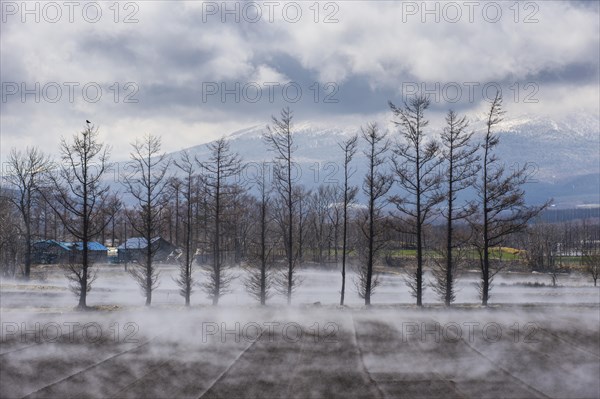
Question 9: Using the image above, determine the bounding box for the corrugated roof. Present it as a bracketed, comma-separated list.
[33, 240, 107, 251]
[33, 240, 73, 251]
[58, 241, 73, 250]
[73, 242, 108, 251]
[117, 237, 161, 250]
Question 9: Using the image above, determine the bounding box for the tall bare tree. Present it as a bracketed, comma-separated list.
[44, 123, 114, 308]
[263, 107, 299, 304]
[124, 133, 170, 306]
[389, 96, 443, 306]
[244, 163, 277, 304]
[4, 147, 51, 279]
[472, 93, 547, 305]
[338, 135, 358, 306]
[174, 150, 196, 305]
[198, 137, 242, 305]
[356, 123, 392, 306]
[433, 110, 479, 305]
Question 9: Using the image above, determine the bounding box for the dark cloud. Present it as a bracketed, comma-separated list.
[525, 62, 600, 85]
[0, 1, 598, 160]
[76, 31, 142, 63]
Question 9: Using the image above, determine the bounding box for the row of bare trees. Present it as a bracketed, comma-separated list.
[1, 95, 598, 309]
[518, 220, 600, 287]
[347, 93, 546, 306]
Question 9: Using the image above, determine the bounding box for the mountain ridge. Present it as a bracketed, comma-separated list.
[156, 113, 599, 208]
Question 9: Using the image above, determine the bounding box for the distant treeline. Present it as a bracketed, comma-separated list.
[538, 208, 600, 223]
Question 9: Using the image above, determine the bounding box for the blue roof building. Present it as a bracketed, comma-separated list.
[117, 237, 177, 263]
[32, 240, 108, 264]
[73, 242, 109, 251]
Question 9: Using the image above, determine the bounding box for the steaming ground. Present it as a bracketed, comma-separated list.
[1, 265, 599, 308]
[1, 266, 599, 398]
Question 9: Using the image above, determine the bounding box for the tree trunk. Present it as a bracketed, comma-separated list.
[213, 175, 221, 306]
[415, 150, 423, 307]
[79, 173, 89, 309]
[287, 153, 293, 305]
[445, 170, 453, 306]
[365, 146, 375, 307]
[482, 138, 490, 306]
[341, 199, 348, 306]
[24, 220, 31, 280]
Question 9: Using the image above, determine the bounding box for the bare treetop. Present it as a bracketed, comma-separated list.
[263, 107, 297, 161]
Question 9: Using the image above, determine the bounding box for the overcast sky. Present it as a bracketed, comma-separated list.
[1, 1, 598, 162]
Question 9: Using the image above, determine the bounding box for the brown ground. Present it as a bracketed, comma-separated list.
[1, 306, 598, 399]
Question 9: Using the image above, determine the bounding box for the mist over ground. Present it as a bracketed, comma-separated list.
[1, 266, 599, 398]
[1, 265, 599, 309]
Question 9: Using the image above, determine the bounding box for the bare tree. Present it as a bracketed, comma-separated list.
[198, 137, 242, 305]
[166, 177, 182, 247]
[581, 220, 600, 287]
[123, 133, 170, 306]
[295, 185, 311, 265]
[583, 251, 599, 287]
[389, 96, 443, 306]
[325, 185, 344, 264]
[4, 147, 51, 279]
[308, 185, 334, 264]
[338, 135, 358, 305]
[521, 222, 562, 285]
[472, 93, 547, 305]
[0, 195, 21, 277]
[173, 150, 196, 305]
[227, 184, 252, 265]
[356, 123, 392, 306]
[43, 123, 114, 309]
[244, 163, 277, 304]
[106, 198, 123, 247]
[272, 185, 308, 298]
[434, 110, 479, 305]
[263, 107, 299, 304]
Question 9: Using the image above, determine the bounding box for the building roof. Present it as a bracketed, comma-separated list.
[117, 237, 162, 250]
[33, 240, 73, 251]
[33, 240, 107, 251]
[72, 242, 108, 251]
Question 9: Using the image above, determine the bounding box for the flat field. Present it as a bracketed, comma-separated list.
[1, 266, 598, 398]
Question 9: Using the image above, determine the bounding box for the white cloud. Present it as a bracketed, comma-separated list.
[1, 1, 598, 161]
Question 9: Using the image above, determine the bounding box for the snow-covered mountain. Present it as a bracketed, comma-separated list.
[164, 114, 599, 207]
[468, 113, 599, 181]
